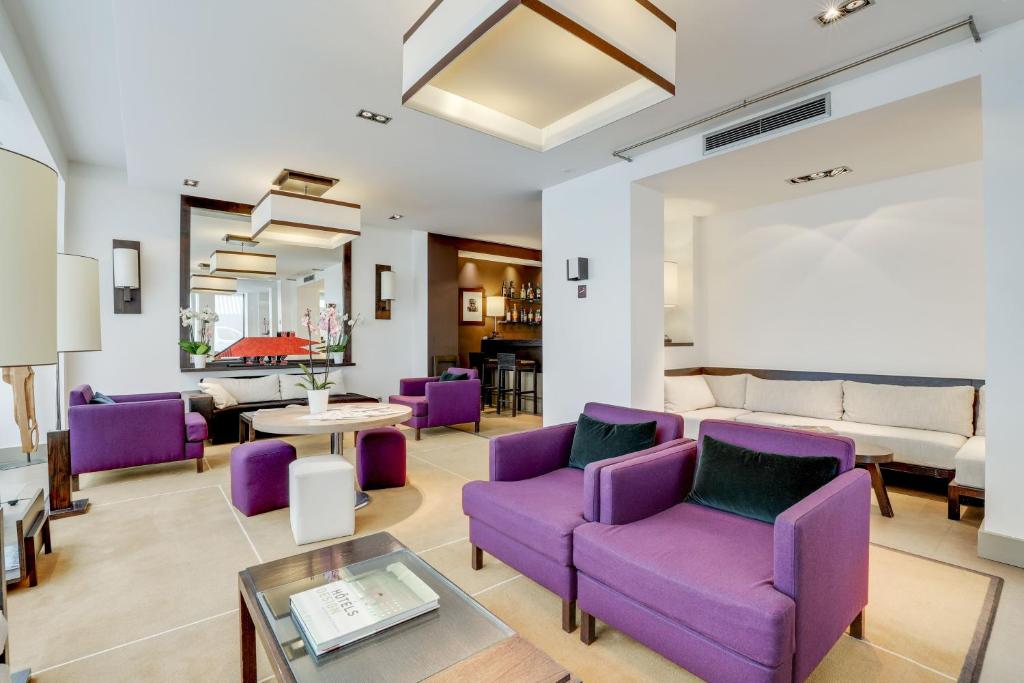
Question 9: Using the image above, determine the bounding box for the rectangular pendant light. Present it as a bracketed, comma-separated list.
[209, 250, 277, 278]
[251, 190, 361, 249]
[190, 274, 238, 293]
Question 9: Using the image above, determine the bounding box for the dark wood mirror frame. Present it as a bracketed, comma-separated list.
[179, 194, 353, 372]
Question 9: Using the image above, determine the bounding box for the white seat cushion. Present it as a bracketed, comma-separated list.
[703, 374, 749, 409]
[842, 381, 975, 438]
[735, 412, 842, 429]
[955, 436, 985, 489]
[680, 407, 752, 440]
[664, 375, 716, 414]
[289, 455, 355, 544]
[744, 376, 844, 420]
[203, 375, 281, 403]
[198, 381, 238, 409]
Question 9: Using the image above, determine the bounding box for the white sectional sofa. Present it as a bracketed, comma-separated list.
[665, 371, 986, 518]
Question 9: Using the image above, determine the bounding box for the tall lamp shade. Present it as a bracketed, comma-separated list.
[0, 148, 57, 367]
[486, 296, 506, 319]
[58, 254, 102, 352]
[112, 247, 140, 288]
[663, 261, 679, 308]
[379, 270, 395, 301]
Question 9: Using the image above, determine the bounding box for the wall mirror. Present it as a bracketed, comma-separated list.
[179, 195, 351, 371]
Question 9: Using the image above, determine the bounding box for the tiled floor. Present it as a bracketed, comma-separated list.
[6, 411, 1024, 682]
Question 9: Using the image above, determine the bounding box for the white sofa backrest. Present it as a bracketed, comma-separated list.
[975, 385, 986, 436]
[704, 374, 749, 409]
[842, 381, 975, 437]
[203, 375, 282, 403]
[664, 375, 716, 413]
[281, 369, 347, 399]
[744, 376, 844, 420]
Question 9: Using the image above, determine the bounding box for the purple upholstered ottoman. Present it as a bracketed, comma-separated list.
[356, 428, 407, 490]
[230, 440, 297, 516]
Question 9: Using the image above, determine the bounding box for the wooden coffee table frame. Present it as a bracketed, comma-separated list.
[855, 446, 895, 518]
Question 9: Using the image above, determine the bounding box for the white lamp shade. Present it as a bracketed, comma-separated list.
[663, 261, 679, 308]
[379, 270, 395, 300]
[251, 190, 361, 249]
[210, 250, 277, 278]
[112, 247, 140, 288]
[486, 295, 506, 318]
[191, 274, 238, 293]
[1, 148, 57, 367]
[58, 254, 102, 352]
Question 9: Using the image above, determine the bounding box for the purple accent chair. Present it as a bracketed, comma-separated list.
[389, 368, 481, 440]
[230, 440, 296, 516]
[68, 384, 208, 486]
[356, 427, 407, 489]
[462, 403, 688, 632]
[573, 420, 870, 683]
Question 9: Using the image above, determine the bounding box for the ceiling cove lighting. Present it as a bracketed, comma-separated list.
[190, 274, 238, 294]
[251, 169, 361, 250]
[357, 109, 392, 124]
[209, 250, 277, 278]
[816, 0, 873, 26]
[787, 166, 852, 185]
[402, 0, 677, 152]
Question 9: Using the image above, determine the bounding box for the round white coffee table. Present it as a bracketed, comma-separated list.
[252, 403, 412, 509]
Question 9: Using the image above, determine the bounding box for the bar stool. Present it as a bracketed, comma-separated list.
[515, 359, 539, 415]
[495, 353, 519, 416]
[469, 352, 498, 408]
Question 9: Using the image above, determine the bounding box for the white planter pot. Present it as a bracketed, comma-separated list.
[307, 389, 329, 414]
[330, 352, 343, 364]
[191, 354, 207, 369]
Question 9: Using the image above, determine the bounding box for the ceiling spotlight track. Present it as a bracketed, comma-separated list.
[611, 16, 981, 162]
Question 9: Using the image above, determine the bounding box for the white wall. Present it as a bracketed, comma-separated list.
[663, 211, 694, 344]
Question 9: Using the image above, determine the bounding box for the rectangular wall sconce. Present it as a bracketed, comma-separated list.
[375, 265, 394, 320]
[567, 257, 588, 281]
[664, 261, 679, 308]
[112, 239, 141, 314]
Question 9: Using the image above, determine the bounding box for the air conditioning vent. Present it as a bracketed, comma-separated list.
[302, 274, 316, 283]
[703, 94, 830, 154]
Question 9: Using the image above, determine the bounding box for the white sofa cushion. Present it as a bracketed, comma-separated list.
[842, 381, 975, 438]
[703, 374, 749, 409]
[203, 375, 281, 403]
[665, 375, 716, 414]
[280, 370, 347, 400]
[680, 407, 752, 440]
[975, 386, 986, 436]
[198, 381, 238, 409]
[744, 376, 844, 420]
[955, 436, 985, 489]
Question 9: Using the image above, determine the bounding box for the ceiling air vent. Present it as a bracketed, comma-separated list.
[703, 94, 830, 155]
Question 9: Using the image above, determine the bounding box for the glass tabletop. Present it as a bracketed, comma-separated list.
[254, 547, 513, 682]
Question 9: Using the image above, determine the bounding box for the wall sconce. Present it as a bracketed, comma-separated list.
[112, 239, 141, 314]
[664, 261, 679, 308]
[375, 265, 394, 320]
[566, 257, 588, 281]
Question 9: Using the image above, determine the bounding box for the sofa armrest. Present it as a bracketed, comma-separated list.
[68, 399, 187, 473]
[594, 441, 698, 525]
[425, 379, 481, 424]
[774, 469, 870, 681]
[399, 376, 437, 397]
[183, 391, 214, 423]
[582, 438, 691, 522]
[489, 422, 576, 482]
[109, 391, 182, 403]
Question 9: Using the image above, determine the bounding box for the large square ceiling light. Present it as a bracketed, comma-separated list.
[402, 0, 676, 151]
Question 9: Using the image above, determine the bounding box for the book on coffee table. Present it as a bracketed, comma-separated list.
[289, 560, 440, 657]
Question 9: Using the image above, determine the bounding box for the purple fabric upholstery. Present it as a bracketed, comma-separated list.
[69, 384, 93, 406]
[356, 427, 407, 489]
[577, 420, 869, 682]
[471, 518, 576, 600]
[389, 395, 428, 417]
[230, 440, 296, 516]
[184, 411, 209, 442]
[490, 422, 577, 482]
[390, 370, 481, 431]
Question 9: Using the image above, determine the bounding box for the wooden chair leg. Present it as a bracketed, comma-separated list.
[948, 483, 962, 521]
[849, 611, 865, 639]
[474, 421, 480, 433]
[562, 599, 577, 633]
[196, 457, 205, 473]
[471, 544, 483, 570]
[580, 611, 596, 644]
[415, 428, 421, 441]
[42, 518, 52, 554]
[71, 474, 80, 492]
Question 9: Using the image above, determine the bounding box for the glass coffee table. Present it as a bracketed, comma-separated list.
[238, 532, 570, 683]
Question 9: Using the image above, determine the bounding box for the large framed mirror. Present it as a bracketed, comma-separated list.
[179, 195, 352, 371]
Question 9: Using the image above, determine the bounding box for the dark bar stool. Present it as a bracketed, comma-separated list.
[515, 359, 538, 415]
[469, 352, 498, 408]
[495, 353, 519, 417]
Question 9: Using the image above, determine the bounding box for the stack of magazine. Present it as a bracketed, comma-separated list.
[289, 561, 440, 657]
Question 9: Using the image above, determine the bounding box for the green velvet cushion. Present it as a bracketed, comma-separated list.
[567, 413, 658, 471]
[439, 371, 469, 382]
[686, 435, 840, 523]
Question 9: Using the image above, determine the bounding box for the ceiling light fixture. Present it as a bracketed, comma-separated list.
[209, 249, 277, 278]
[816, 0, 873, 26]
[357, 109, 392, 125]
[402, 0, 677, 152]
[251, 169, 361, 249]
[388, 214, 404, 220]
[183, 178, 199, 187]
[190, 274, 238, 294]
[787, 166, 852, 185]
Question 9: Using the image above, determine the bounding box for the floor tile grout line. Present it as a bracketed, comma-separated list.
[218, 484, 264, 564]
[471, 574, 522, 597]
[417, 536, 469, 555]
[407, 453, 471, 482]
[845, 635, 957, 681]
[90, 484, 224, 508]
[33, 608, 240, 675]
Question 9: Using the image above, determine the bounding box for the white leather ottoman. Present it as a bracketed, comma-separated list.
[289, 455, 356, 544]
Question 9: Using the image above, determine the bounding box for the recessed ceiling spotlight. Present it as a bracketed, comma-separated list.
[388, 214, 404, 220]
[183, 178, 199, 187]
[816, 0, 873, 26]
[787, 166, 852, 185]
[357, 109, 392, 125]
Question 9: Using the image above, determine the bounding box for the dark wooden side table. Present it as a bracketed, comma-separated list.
[238, 412, 256, 444]
[855, 443, 895, 518]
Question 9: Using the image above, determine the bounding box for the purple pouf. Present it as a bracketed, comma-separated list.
[356, 427, 407, 490]
[230, 439, 297, 516]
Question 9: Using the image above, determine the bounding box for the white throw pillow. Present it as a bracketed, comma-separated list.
[280, 370, 347, 400]
[842, 381, 975, 438]
[198, 381, 238, 410]
[744, 376, 844, 420]
[704, 374, 749, 409]
[975, 386, 986, 436]
[665, 375, 716, 414]
[203, 375, 281, 404]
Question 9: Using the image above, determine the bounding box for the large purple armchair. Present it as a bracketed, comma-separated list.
[462, 403, 687, 632]
[68, 385, 208, 485]
[389, 367, 481, 440]
[573, 420, 870, 683]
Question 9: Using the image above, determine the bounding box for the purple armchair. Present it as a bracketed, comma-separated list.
[461, 403, 688, 632]
[68, 385, 208, 485]
[389, 367, 481, 440]
[573, 420, 870, 683]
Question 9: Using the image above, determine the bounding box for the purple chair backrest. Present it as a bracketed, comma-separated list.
[446, 367, 479, 380]
[582, 402, 684, 445]
[697, 420, 856, 472]
[69, 384, 94, 407]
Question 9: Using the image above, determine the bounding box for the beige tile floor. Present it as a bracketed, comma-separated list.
[6, 411, 1023, 682]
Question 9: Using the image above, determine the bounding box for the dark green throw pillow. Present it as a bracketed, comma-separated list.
[567, 413, 658, 470]
[686, 435, 839, 523]
[89, 392, 116, 405]
[439, 371, 469, 382]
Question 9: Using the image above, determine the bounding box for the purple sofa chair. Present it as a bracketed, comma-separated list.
[573, 420, 870, 683]
[462, 403, 688, 632]
[389, 367, 481, 440]
[68, 385, 208, 486]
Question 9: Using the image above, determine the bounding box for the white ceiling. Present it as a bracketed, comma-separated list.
[4, 0, 1022, 247]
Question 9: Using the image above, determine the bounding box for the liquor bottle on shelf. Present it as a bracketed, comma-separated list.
[536, 308, 542, 324]
[505, 306, 511, 323]
[526, 282, 533, 301]
[500, 281, 507, 297]
[520, 282, 526, 300]
[535, 284, 541, 300]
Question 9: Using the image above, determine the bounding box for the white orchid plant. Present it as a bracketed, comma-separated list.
[298, 305, 362, 390]
[179, 306, 218, 357]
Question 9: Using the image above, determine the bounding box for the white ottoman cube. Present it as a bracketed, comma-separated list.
[289, 455, 356, 545]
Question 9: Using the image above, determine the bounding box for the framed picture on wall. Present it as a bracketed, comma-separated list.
[459, 287, 485, 325]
